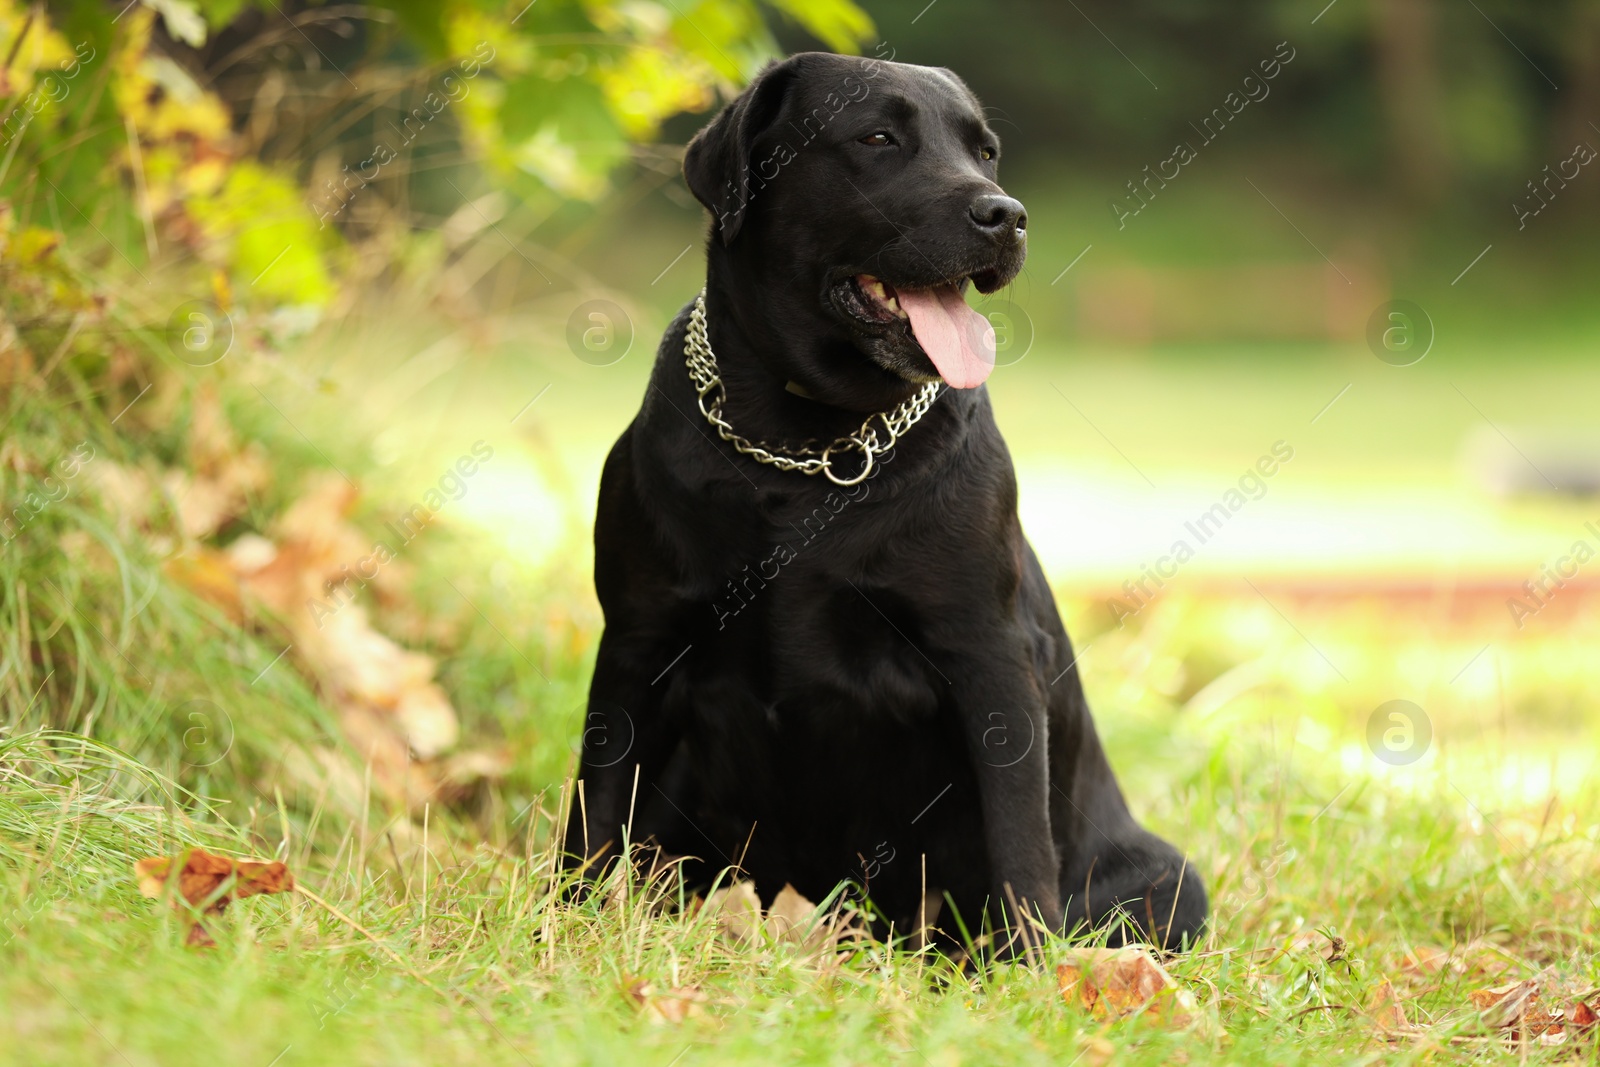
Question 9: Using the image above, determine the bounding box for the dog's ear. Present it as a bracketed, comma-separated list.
[683, 56, 803, 245]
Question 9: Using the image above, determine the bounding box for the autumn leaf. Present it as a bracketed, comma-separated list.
[162, 549, 244, 621]
[698, 881, 859, 952]
[1366, 977, 1410, 1032]
[1468, 977, 1577, 1045]
[622, 976, 707, 1024]
[701, 880, 762, 944]
[765, 884, 823, 943]
[1056, 947, 1202, 1029]
[1472, 978, 1541, 1029]
[134, 847, 294, 946]
[163, 458, 503, 810]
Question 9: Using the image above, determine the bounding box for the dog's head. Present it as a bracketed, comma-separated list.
[684, 52, 1024, 400]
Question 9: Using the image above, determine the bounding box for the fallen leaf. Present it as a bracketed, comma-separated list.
[181, 466, 489, 807]
[1367, 978, 1410, 1031]
[223, 532, 277, 574]
[696, 881, 860, 953]
[765, 884, 818, 939]
[99, 396, 508, 814]
[436, 748, 515, 802]
[1473, 979, 1540, 1030]
[318, 609, 437, 708]
[86, 461, 158, 534]
[623, 976, 706, 1024]
[162, 469, 235, 540]
[160, 388, 272, 540]
[765, 882, 861, 953]
[134, 847, 294, 947]
[164, 548, 245, 620]
[1056, 947, 1201, 1028]
[702, 880, 763, 944]
[1468, 976, 1574, 1046]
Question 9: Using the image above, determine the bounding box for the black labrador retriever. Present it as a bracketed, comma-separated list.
[567, 51, 1207, 955]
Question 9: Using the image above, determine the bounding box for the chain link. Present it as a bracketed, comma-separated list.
[684, 290, 941, 486]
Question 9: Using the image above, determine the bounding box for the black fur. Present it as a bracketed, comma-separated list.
[567, 52, 1207, 955]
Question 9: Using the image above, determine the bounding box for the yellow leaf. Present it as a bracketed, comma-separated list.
[1366, 977, 1409, 1031]
[1056, 947, 1202, 1029]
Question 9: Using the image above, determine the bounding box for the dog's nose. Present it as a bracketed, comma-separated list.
[969, 194, 1027, 238]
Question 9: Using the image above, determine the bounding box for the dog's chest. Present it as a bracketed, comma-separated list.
[693, 531, 947, 736]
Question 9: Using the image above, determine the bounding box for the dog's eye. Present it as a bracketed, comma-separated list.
[858, 131, 894, 147]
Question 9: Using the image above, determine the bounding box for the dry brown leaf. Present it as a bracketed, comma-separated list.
[163, 470, 234, 541]
[695, 881, 859, 953]
[1056, 947, 1201, 1029]
[391, 681, 460, 760]
[317, 609, 437, 707]
[764, 883, 858, 953]
[163, 548, 246, 621]
[153, 390, 273, 541]
[703, 880, 763, 944]
[134, 847, 294, 947]
[86, 461, 158, 534]
[436, 749, 515, 799]
[273, 475, 367, 560]
[1366, 978, 1410, 1031]
[120, 397, 500, 812]
[202, 470, 485, 806]
[336, 702, 445, 810]
[1469, 977, 1570, 1045]
[623, 977, 706, 1024]
[765, 884, 817, 939]
[224, 533, 278, 574]
[1473, 979, 1541, 1029]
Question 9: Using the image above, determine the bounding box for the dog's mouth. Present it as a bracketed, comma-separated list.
[830, 271, 1005, 390]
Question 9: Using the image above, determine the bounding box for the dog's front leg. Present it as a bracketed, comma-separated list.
[563, 628, 680, 874]
[564, 433, 689, 876]
[955, 655, 1063, 958]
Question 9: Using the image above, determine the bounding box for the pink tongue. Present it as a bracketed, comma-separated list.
[897, 284, 996, 389]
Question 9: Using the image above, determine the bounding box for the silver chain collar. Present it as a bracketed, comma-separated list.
[683, 289, 941, 487]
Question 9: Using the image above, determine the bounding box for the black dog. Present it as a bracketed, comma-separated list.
[567, 51, 1207, 954]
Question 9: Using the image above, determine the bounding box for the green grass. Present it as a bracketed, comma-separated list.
[4, 284, 1600, 1065]
[5, 636, 1598, 1066]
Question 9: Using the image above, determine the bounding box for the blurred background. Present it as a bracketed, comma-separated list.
[2, 0, 1597, 865]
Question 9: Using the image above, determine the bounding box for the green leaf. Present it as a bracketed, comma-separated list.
[670, 0, 773, 82]
[186, 162, 336, 305]
[764, 0, 874, 53]
[497, 74, 627, 199]
[144, 0, 207, 46]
